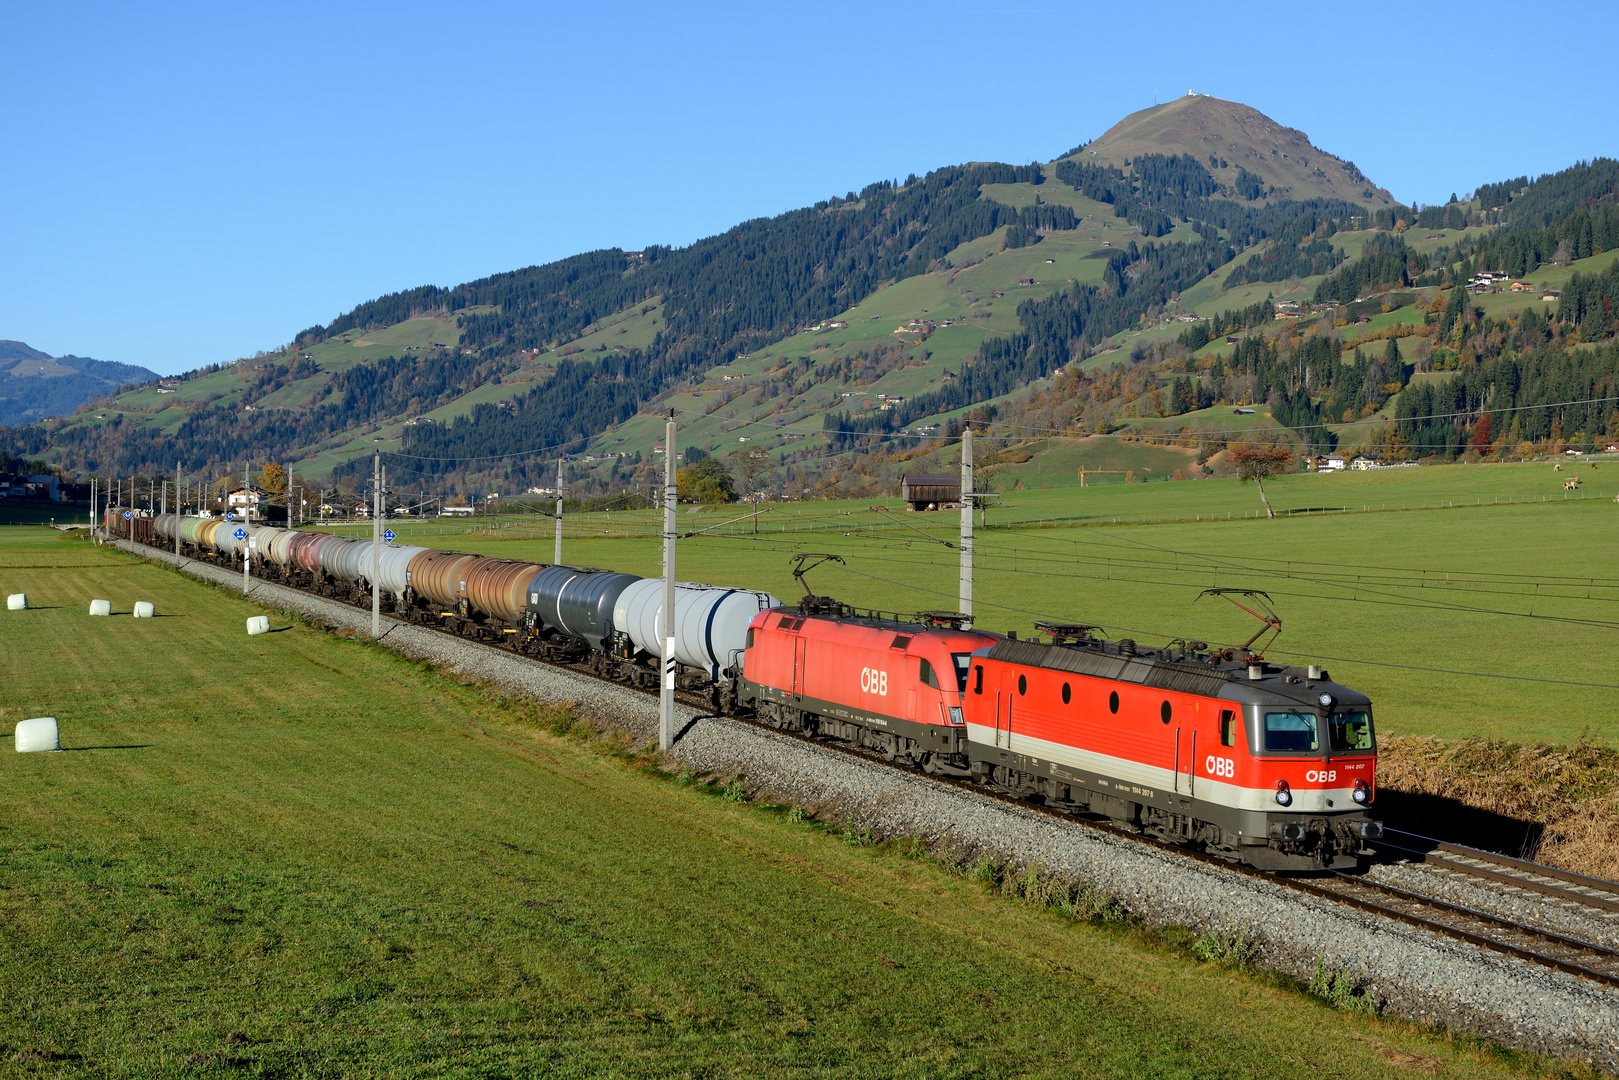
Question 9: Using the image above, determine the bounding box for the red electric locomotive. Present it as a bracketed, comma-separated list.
[738, 559, 998, 772]
[964, 627, 1380, 869]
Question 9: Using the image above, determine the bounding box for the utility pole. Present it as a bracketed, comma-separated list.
[371, 454, 382, 639]
[959, 426, 973, 624]
[554, 456, 564, 566]
[175, 463, 182, 557]
[660, 415, 677, 752]
[90, 477, 96, 541]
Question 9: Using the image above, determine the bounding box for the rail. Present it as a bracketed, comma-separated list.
[1376, 828, 1619, 916]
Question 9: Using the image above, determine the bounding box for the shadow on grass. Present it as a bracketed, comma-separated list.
[60, 745, 154, 752]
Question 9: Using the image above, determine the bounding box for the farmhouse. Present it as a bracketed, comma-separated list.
[226, 488, 266, 516]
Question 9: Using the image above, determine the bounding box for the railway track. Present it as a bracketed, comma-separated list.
[133, 537, 1619, 992]
[1375, 829, 1619, 916]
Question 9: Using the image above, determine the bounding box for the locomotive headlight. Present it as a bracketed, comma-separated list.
[1274, 781, 1292, 807]
[1353, 780, 1371, 805]
[1317, 692, 1335, 709]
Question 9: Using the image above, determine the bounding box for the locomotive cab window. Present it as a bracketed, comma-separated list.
[745, 628, 755, 649]
[1219, 710, 1236, 748]
[918, 658, 940, 689]
[1329, 710, 1374, 752]
[1263, 711, 1319, 752]
[951, 654, 972, 692]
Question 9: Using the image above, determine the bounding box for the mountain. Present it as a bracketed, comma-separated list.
[0, 341, 159, 427]
[7, 99, 1615, 494]
[1073, 94, 1396, 207]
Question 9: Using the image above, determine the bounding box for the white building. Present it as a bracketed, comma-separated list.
[227, 488, 266, 517]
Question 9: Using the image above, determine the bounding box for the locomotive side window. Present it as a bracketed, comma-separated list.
[746, 628, 754, 649]
[1061, 682, 1071, 705]
[1108, 691, 1119, 714]
[952, 654, 972, 691]
[1017, 674, 1027, 695]
[973, 665, 983, 694]
[1160, 701, 1172, 724]
[1219, 710, 1235, 747]
[919, 658, 940, 689]
[1329, 711, 1374, 751]
[1264, 711, 1319, 752]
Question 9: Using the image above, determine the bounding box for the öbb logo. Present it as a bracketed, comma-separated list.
[860, 668, 889, 695]
[1305, 769, 1338, 783]
[1204, 755, 1235, 778]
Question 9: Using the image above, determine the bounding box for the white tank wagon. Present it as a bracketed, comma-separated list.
[615, 578, 781, 682]
[374, 543, 429, 598]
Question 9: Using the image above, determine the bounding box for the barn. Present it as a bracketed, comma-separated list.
[901, 473, 961, 511]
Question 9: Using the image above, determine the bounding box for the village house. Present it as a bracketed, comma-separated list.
[226, 488, 267, 517]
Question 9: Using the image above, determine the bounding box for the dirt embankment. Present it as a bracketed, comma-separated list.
[1378, 735, 1619, 880]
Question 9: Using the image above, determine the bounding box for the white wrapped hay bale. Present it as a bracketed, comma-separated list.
[132, 601, 155, 618]
[16, 717, 60, 753]
[7, 593, 26, 610]
[246, 615, 270, 636]
[88, 599, 112, 616]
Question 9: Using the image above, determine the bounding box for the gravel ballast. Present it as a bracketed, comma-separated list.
[127, 540, 1619, 1071]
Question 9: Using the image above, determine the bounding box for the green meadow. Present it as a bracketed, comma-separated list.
[0, 528, 1560, 1077]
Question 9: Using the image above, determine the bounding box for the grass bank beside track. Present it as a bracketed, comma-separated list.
[0, 530, 1582, 1078]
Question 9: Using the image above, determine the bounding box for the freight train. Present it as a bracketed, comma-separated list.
[137, 514, 1382, 870]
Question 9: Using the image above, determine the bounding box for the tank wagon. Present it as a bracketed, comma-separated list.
[144, 517, 1380, 868]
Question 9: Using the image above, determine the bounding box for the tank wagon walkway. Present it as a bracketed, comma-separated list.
[120, 537, 1619, 1073]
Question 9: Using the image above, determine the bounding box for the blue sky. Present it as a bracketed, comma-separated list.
[4, 0, 1615, 376]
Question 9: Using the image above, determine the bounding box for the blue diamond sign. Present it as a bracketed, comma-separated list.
[383, 529, 396, 543]
[225, 511, 236, 521]
[123, 510, 132, 520]
[234, 528, 247, 541]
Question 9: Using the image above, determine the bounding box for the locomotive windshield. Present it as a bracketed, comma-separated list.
[1263, 711, 1319, 752]
[1328, 710, 1374, 752]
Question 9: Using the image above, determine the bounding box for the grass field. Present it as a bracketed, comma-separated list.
[319, 460, 1619, 747]
[0, 529, 1556, 1077]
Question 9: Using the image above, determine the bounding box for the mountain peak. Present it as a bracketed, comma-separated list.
[1065, 95, 1396, 207]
